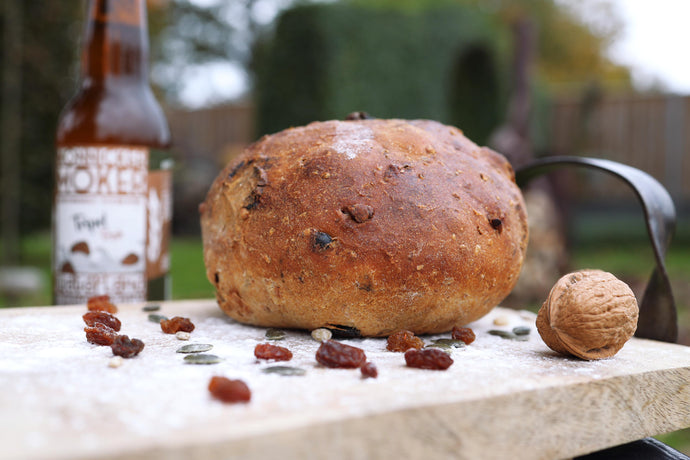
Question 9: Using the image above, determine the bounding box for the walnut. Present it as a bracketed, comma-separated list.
[536, 269, 638, 360]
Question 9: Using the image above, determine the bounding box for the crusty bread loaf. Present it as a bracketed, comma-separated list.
[200, 119, 528, 336]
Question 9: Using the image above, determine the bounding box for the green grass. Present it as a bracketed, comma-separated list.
[168, 236, 215, 299]
[0, 233, 212, 307]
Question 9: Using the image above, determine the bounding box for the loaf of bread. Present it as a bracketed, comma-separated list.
[200, 118, 528, 336]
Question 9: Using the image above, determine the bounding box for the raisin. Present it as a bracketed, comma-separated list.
[451, 326, 476, 345]
[110, 335, 145, 358]
[489, 218, 503, 231]
[160, 316, 195, 334]
[254, 343, 293, 361]
[360, 362, 378, 379]
[87, 294, 118, 313]
[84, 323, 118, 346]
[82, 311, 121, 331]
[311, 231, 333, 251]
[386, 330, 424, 352]
[208, 376, 251, 403]
[315, 340, 366, 368]
[404, 348, 454, 370]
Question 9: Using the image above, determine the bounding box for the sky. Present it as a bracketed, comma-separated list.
[607, 0, 690, 93]
[178, 0, 690, 107]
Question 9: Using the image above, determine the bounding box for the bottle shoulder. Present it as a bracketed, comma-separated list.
[57, 80, 170, 148]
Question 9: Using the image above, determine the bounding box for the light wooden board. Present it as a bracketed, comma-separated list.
[1, 300, 689, 460]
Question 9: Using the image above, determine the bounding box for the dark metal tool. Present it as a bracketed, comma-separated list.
[516, 156, 678, 343]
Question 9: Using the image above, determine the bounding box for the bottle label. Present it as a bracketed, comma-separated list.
[54, 146, 148, 304]
[146, 168, 172, 280]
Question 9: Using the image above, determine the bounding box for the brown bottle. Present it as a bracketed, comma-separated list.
[54, 0, 172, 305]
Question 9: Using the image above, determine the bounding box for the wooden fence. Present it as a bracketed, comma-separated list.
[550, 93, 689, 206]
[165, 93, 690, 207]
[166, 102, 255, 166]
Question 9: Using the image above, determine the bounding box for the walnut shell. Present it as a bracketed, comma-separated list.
[536, 269, 638, 360]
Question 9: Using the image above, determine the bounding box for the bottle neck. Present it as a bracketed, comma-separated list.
[80, 0, 149, 83]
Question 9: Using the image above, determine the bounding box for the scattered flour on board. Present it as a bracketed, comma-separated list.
[2, 302, 688, 459]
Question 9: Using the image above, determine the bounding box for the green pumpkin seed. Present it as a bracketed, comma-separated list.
[512, 326, 531, 336]
[183, 353, 223, 364]
[148, 313, 168, 324]
[262, 366, 306, 376]
[265, 328, 286, 340]
[431, 338, 465, 348]
[142, 304, 161, 312]
[488, 330, 529, 341]
[176, 343, 213, 354]
[424, 344, 453, 354]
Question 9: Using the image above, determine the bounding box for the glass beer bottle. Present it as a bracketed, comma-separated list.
[54, 0, 172, 305]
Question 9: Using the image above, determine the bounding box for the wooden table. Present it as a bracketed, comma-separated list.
[2, 300, 689, 460]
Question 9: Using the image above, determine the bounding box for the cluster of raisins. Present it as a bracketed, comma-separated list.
[385, 326, 480, 371]
[82, 295, 145, 358]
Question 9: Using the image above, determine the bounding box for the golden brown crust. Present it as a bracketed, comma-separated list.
[200, 119, 528, 336]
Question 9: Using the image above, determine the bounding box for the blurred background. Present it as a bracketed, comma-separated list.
[2, 0, 690, 315]
[1, 0, 690, 451]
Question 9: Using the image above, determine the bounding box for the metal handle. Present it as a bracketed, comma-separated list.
[516, 156, 678, 343]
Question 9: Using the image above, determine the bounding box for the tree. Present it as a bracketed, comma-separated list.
[345, 0, 632, 92]
[0, 1, 82, 255]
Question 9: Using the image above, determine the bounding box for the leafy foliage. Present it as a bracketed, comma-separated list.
[253, 3, 510, 141]
[0, 1, 81, 234]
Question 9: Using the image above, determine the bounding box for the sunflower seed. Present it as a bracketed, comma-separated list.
[311, 328, 332, 342]
[108, 356, 124, 368]
[176, 331, 191, 341]
[493, 315, 510, 326]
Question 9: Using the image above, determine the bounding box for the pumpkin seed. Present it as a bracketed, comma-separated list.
[142, 304, 161, 312]
[176, 343, 213, 354]
[183, 353, 223, 364]
[488, 330, 529, 341]
[262, 366, 306, 376]
[265, 328, 286, 340]
[431, 338, 465, 348]
[148, 313, 168, 324]
[512, 326, 531, 336]
[424, 344, 453, 354]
